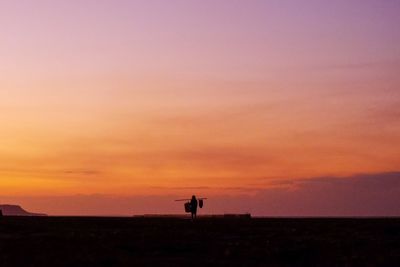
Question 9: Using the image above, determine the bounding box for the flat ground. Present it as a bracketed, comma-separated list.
[0, 216, 399, 266]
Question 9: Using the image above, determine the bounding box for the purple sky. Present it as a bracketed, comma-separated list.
[0, 0, 399, 215]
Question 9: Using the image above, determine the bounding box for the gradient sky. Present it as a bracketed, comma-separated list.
[1, 0, 399, 215]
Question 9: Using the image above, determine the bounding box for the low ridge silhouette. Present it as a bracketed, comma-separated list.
[0, 204, 47, 216]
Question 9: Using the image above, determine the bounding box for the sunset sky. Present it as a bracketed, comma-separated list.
[1, 0, 399, 216]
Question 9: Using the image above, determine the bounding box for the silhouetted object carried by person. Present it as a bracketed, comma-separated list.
[175, 195, 207, 220]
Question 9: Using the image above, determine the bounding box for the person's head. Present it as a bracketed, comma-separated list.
[192, 195, 196, 200]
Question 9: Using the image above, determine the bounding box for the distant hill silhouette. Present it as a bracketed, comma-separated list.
[0, 204, 47, 216]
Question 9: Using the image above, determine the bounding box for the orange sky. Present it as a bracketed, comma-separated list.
[0, 1, 399, 215]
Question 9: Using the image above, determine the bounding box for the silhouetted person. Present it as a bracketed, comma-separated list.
[190, 195, 198, 220]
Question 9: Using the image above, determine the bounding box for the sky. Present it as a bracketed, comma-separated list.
[0, 0, 399, 216]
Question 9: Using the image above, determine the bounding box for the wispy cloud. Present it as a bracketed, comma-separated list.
[63, 169, 100, 176]
[315, 59, 400, 71]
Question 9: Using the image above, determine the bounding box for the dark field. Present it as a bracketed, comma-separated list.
[1, 216, 400, 266]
